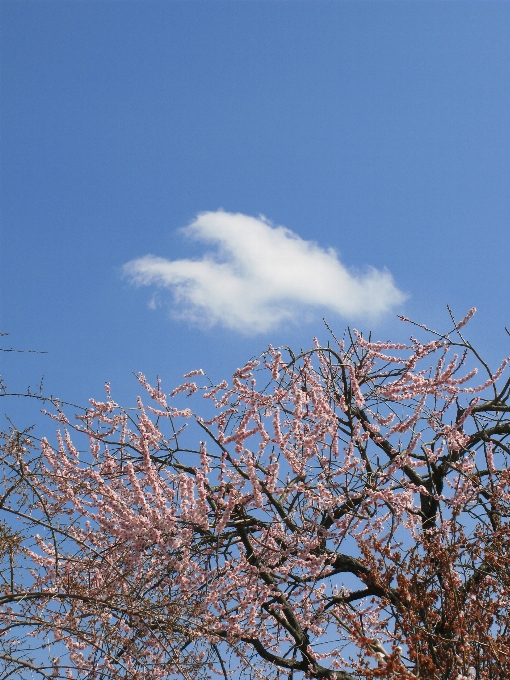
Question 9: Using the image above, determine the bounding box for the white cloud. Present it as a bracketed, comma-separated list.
[123, 211, 407, 333]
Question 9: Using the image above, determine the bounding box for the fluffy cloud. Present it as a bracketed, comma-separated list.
[123, 211, 407, 333]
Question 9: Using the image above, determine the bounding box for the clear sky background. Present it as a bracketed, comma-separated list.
[1, 1, 509, 420]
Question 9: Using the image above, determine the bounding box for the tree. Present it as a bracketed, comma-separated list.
[1, 309, 510, 679]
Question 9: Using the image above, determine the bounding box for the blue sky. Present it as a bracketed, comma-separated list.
[1, 1, 509, 418]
